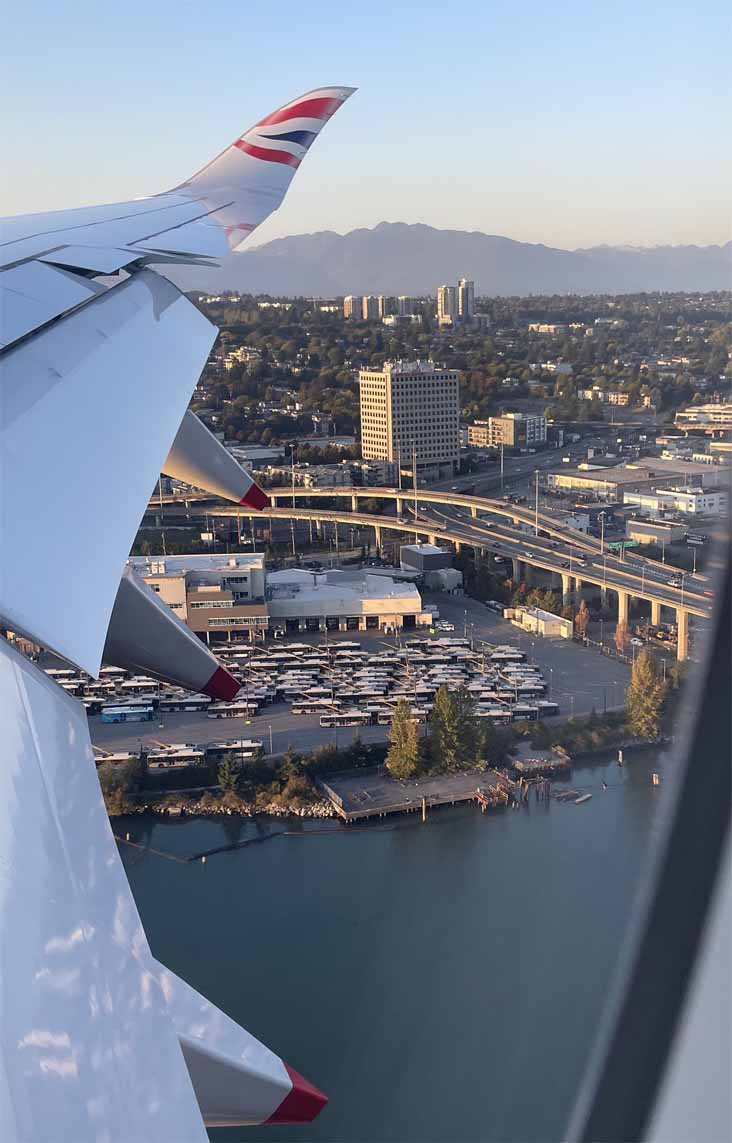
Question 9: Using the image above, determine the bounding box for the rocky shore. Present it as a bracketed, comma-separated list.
[114, 793, 336, 820]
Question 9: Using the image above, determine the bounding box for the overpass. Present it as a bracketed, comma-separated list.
[207, 497, 712, 661]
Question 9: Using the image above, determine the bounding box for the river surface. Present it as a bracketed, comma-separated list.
[119, 749, 665, 1143]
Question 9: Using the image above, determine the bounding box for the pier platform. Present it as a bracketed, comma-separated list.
[318, 767, 510, 822]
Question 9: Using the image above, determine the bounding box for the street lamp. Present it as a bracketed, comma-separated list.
[534, 470, 540, 536]
[599, 510, 606, 555]
[268, 724, 273, 755]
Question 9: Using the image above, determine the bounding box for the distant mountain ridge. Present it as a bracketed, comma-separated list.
[174, 221, 731, 296]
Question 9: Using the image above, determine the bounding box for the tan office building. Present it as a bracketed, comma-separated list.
[359, 359, 460, 477]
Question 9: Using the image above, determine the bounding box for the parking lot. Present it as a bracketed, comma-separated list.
[89, 597, 630, 755]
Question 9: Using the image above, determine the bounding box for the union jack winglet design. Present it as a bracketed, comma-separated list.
[179, 86, 356, 249]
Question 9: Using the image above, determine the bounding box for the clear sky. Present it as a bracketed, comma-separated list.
[3, 0, 730, 249]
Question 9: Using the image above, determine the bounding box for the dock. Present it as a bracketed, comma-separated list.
[318, 766, 512, 822]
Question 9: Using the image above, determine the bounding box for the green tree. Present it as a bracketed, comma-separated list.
[454, 687, 482, 768]
[626, 650, 667, 740]
[217, 756, 240, 794]
[386, 700, 420, 779]
[427, 686, 462, 772]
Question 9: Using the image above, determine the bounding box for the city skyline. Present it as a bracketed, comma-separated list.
[3, 0, 731, 249]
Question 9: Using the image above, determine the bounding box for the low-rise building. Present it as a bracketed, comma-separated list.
[506, 607, 573, 640]
[623, 487, 728, 518]
[129, 553, 268, 643]
[675, 403, 732, 437]
[267, 569, 432, 634]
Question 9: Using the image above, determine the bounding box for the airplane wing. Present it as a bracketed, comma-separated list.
[0, 85, 355, 1140]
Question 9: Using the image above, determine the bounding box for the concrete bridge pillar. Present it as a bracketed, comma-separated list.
[470, 505, 479, 519]
[617, 589, 629, 627]
[561, 573, 572, 605]
[651, 599, 662, 627]
[428, 534, 439, 547]
[454, 540, 463, 554]
[676, 608, 689, 662]
[512, 557, 521, 582]
[374, 525, 382, 552]
[396, 496, 405, 515]
[350, 493, 358, 513]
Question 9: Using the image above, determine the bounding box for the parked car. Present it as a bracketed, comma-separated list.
[436, 621, 455, 632]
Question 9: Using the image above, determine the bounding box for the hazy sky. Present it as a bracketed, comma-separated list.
[3, 0, 730, 249]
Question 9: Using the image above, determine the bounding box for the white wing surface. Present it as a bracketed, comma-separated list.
[0, 84, 354, 1139]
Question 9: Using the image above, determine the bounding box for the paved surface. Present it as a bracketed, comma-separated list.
[89, 608, 630, 754]
[322, 768, 503, 821]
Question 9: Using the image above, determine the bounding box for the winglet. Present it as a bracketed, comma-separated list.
[174, 87, 356, 249]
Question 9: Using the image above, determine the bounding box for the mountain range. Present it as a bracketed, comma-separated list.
[175, 222, 731, 297]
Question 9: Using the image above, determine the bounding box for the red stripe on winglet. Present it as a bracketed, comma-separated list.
[257, 96, 342, 127]
[201, 666, 240, 701]
[240, 482, 270, 510]
[234, 140, 300, 167]
[265, 1064, 328, 1124]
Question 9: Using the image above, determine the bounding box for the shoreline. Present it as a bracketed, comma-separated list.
[110, 739, 668, 824]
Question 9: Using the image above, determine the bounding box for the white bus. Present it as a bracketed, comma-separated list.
[319, 710, 371, 728]
[207, 701, 259, 719]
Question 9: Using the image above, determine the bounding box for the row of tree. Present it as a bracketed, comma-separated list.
[385, 687, 510, 779]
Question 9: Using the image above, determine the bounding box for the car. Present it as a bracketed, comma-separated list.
[560, 561, 570, 569]
[630, 638, 644, 647]
[668, 576, 683, 588]
[436, 622, 455, 632]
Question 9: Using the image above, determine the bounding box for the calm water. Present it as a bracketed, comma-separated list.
[120, 750, 664, 1143]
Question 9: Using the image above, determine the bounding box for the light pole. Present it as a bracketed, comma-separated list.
[692, 547, 697, 575]
[268, 724, 273, 755]
[680, 570, 685, 608]
[599, 510, 606, 555]
[534, 470, 540, 536]
[549, 667, 553, 698]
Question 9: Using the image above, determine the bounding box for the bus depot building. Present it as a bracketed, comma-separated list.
[128, 554, 432, 642]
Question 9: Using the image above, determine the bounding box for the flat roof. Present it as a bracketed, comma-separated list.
[129, 553, 265, 579]
[267, 568, 420, 603]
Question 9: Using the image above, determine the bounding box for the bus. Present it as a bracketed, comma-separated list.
[319, 710, 371, 728]
[101, 704, 154, 724]
[207, 701, 259, 719]
[158, 695, 211, 713]
[291, 700, 336, 716]
[207, 740, 264, 760]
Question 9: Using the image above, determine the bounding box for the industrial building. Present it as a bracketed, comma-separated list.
[359, 359, 460, 478]
[399, 543, 463, 593]
[267, 568, 432, 634]
[546, 457, 727, 501]
[128, 553, 432, 641]
[623, 487, 728, 518]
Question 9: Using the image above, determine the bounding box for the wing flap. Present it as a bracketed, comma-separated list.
[0, 262, 102, 350]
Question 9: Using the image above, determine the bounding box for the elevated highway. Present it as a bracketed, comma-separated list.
[205, 493, 712, 660]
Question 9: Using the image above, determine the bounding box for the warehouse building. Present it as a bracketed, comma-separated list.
[129, 554, 433, 641]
